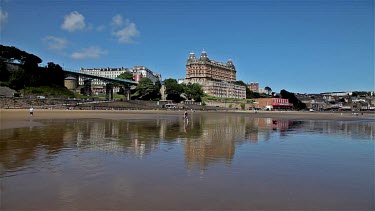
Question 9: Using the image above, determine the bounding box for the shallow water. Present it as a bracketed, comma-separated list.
[1, 113, 374, 210]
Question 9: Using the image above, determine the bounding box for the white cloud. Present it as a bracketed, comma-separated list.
[0, 9, 8, 29]
[43, 36, 68, 50]
[71, 46, 108, 60]
[111, 14, 123, 26]
[85, 23, 106, 32]
[96, 25, 106, 32]
[110, 15, 140, 43]
[61, 11, 86, 32]
[113, 20, 139, 43]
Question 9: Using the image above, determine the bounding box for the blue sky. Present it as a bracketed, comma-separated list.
[1, 0, 373, 93]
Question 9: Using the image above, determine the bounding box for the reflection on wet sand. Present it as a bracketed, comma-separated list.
[1, 114, 373, 175]
[184, 115, 238, 171]
[0, 113, 374, 210]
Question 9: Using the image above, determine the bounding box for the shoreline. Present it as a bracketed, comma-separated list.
[1, 109, 374, 130]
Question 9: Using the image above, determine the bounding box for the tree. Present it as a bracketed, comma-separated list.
[45, 62, 64, 86]
[164, 78, 184, 102]
[183, 83, 204, 102]
[265, 86, 272, 95]
[280, 89, 306, 110]
[153, 80, 162, 100]
[0, 45, 69, 91]
[234, 80, 246, 86]
[0, 45, 44, 90]
[0, 45, 42, 66]
[8, 68, 25, 90]
[131, 78, 160, 100]
[0, 60, 10, 82]
[240, 103, 245, 110]
[117, 72, 134, 81]
[352, 91, 371, 97]
[249, 90, 261, 98]
[23, 62, 64, 87]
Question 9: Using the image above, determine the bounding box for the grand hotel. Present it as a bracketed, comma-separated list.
[185, 50, 246, 99]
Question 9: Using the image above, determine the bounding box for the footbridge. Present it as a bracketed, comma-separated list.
[63, 70, 138, 100]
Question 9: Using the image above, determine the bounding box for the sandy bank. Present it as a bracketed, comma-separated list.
[1, 109, 374, 130]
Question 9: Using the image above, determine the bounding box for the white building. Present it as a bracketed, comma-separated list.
[199, 80, 246, 99]
[79, 67, 129, 86]
[130, 66, 162, 83]
[321, 92, 352, 97]
[78, 66, 161, 95]
[258, 88, 267, 94]
[178, 78, 187, 84]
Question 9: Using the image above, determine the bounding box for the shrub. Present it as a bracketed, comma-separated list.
[240, 103, 245, 110]
[22, 86, 75, 97]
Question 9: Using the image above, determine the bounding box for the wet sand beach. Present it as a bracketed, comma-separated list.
[1, 109, 374, 130]
[1, 109, 374, 210]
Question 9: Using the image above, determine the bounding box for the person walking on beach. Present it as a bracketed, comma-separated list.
[184, 110, 188, 120]
[183, 110, 189, 124]
[29, 107, 34, 117]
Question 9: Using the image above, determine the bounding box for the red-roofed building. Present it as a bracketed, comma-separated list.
[253, 98, 294, 110]
[271, 98, 294, 109]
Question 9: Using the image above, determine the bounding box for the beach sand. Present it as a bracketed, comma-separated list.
[1, 109, 374, 130]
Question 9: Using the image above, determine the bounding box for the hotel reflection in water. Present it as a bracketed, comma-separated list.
[50, 117, 375, 161]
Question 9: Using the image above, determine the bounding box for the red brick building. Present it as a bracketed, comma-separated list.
[253, 98, 294, 110]
[247, 82, 259, 92]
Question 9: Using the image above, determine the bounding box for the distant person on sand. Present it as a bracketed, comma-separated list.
[29, 107, 34, 116]
[184, 110, 188, 120]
